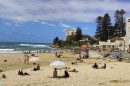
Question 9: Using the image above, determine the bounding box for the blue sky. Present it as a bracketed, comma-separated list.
[0, 0, 130, 43]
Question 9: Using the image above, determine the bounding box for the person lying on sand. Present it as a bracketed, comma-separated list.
[79, 59, 84, 63]
[64, 67, 78, 73]
[71, 61, 77, 65]
[76, 57, 81, 60]
[64, 67, 70, 69]
[101, 63, 106, 69]
[68, 68, 78, 73]
[76, 57, 85, 63]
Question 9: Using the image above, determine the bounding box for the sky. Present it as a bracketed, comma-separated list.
[0, 0, 130, 43]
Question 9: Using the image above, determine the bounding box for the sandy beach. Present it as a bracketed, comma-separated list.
[0, 0, 129, 86]
[0, 51, 130, 86]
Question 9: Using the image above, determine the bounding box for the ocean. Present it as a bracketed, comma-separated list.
[0, 42, 54, 53]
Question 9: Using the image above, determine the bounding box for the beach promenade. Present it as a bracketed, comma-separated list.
[0, 51, 130, 86]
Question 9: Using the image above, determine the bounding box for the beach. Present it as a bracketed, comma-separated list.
[0, 51, 130, 86]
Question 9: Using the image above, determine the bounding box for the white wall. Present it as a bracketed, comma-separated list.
[125, 18, 130, 49]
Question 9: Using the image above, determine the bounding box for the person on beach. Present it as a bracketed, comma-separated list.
[24, 54, 27, 63]
[92, 63, 98, 69]
[71, 61, 77, 65]
[1, 74, 6, 79]
[24, 54, 29, 64]
[64, 70, 69, 78]
[36, 64, 40, 70]
[53, 68, 57, 78]
[18, 69, 24, 75]
[26, 55, 29, 64]
[33, 64, 40, 71]
[101, 63, 106, 69]
[68, 68, 78, 73]
[18, 69, 29, 76]
[92, 62, 106, 69]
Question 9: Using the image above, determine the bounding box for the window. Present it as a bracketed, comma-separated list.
[128, 19, 130, 22]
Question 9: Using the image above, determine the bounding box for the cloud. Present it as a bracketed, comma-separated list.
[60, 23, 74, 32]
[60, 23, 72, 28]
[0, 0, 129, 23]
[3, 22, 20, 27]
[3, 22, 12, 26]
[41, 21, 56, 27]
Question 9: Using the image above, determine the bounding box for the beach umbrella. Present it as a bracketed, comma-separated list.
[50, 60, 65, 67]
[81, 45, 88, 50]
[29, 56, 40, 63]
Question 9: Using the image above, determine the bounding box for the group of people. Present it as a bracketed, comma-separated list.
[18, 64, 40, 76]
[18, 69, 30, 76]
[53, 68, 69, 78]
[92, 62, 106, 69]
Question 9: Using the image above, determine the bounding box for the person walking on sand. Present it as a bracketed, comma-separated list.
[24, 54, 27, 64]
[26, 55, 29, 64]
[24, 54, 29, 64]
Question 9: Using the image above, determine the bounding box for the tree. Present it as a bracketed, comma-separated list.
[66, 35, 76, 42]
[53, 37, 59, 46]
[75, 27, 82, 41]
[95, 16, 103, 40]
[58, 40, 65, 47]
[101, 13, 112, 41]
[89, 38, 98, 45]
[109, 26, 115, 39]
[114, 9, 126, 37]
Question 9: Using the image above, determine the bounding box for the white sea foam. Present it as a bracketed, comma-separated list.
[0, 49, 15, 51]
[0, 49, 22, 54]
[19, 44, 49, 48]
[0, 43, 52, 53]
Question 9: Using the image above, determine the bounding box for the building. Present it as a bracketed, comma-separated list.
[65, 28, 90, 45]
[99, 37, 125, 51]
[97, 17, 130, 51]
[98, 18, 130, 51]
[82, 34, 90, 41]
[65, 28, 76, 39]
[125, 18, 130, 51]
[79, 34, 90, 45]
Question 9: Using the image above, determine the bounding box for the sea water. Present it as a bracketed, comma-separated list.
[0, 42, 54, 53]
